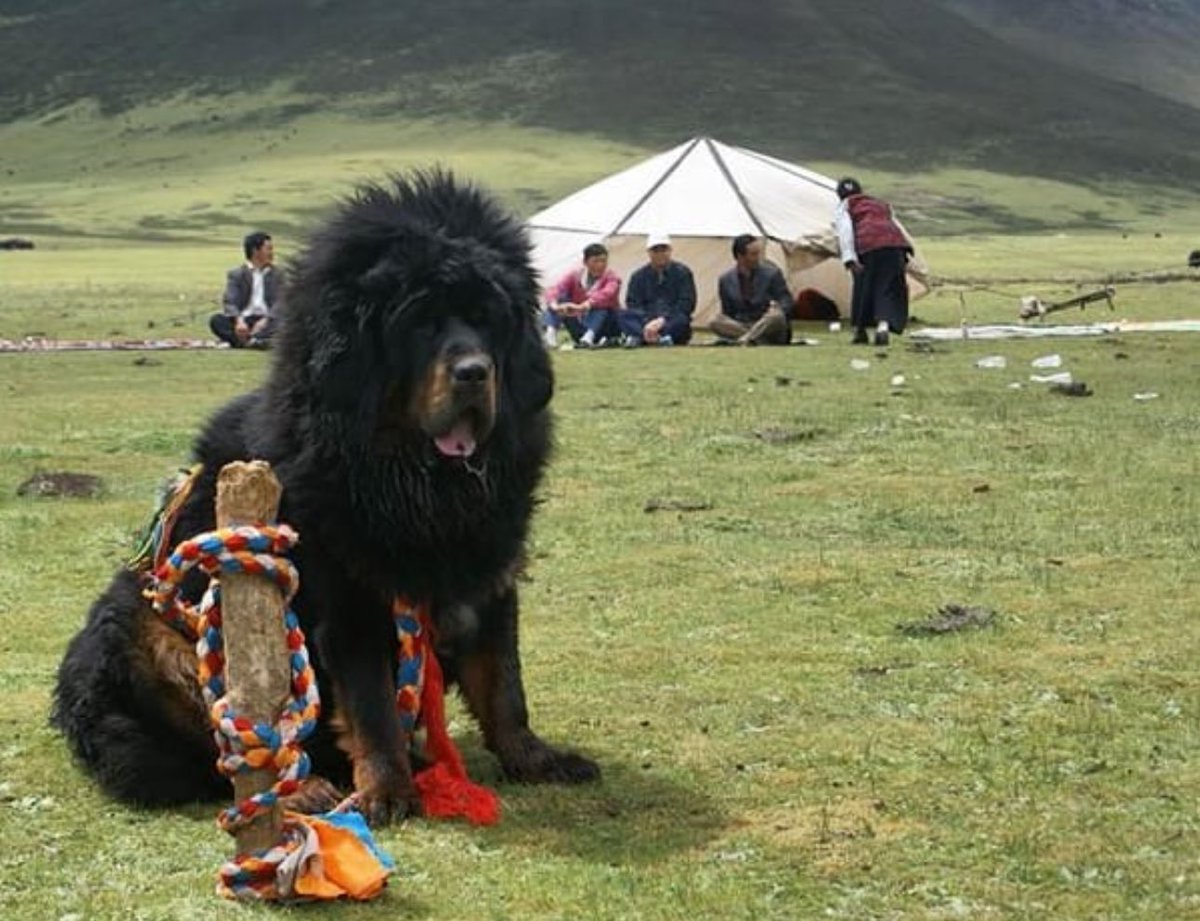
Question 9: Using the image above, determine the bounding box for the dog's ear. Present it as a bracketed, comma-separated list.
[306, 328, 373, 415]
[301, 294, 380, 415]
[507, 306, 554, 413]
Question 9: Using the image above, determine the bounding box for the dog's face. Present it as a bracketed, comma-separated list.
[370, 303, 508, 462]
[407, 316, 497, 459]
[277, 173, 553, 467]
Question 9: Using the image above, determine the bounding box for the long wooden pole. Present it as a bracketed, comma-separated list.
[215, 460, 290, 854]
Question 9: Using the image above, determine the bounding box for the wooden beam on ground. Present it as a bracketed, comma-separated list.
[1020, 285, 1116, 320]
[215, 460, 289, 855]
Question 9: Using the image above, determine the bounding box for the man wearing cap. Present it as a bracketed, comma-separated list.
[711, 235, 794, 345]
[619, 233, 697, 347]
[834, 177, 912, 346]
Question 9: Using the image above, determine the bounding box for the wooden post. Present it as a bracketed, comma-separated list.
[215, 460, 290, 854]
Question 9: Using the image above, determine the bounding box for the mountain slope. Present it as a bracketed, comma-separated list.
[1, 0, 1199, 185]
[943, 0, 1200, 108]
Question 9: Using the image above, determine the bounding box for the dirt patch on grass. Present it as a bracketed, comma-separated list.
[751, 427, 823, 444]
[730, 799, 927, 874]
[17, 470, 105, 498]
[643, 497, 712, 513]
[897, 603, 996, 637]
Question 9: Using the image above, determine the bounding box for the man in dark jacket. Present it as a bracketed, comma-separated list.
[619, 233, 697, 346]
[209, 231, 283, 348]
[711, 235, 793, 345]
[834, 177, 912, 346]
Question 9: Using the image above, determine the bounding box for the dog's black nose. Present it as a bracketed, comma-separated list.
[451, 355, 492, 385]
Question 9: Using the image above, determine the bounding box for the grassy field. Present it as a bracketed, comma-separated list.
[3, 100, 1200, 344]
[1, 298, 1199, 918]
[3, 236, 1196, 344]
[2, 97, 1200, 917]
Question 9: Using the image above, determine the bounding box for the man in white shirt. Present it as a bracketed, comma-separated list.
[209, 231, 283, 348]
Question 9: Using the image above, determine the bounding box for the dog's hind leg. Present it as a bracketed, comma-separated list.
[81, 709, 228, 806]
[53, 571, 227, 806]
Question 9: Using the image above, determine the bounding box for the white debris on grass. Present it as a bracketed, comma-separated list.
[1031, 353, 1063, 369]
[1030, 371, 1073, 385]
[975, 355, 1007, 369]
[911, 320, 1200, 341]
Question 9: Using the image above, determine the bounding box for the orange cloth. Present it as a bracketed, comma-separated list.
[287, 813, 392, 901]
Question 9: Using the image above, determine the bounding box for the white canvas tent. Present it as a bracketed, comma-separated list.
[527, 136, 927, 326]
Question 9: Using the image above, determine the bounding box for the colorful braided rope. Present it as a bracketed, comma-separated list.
[147, 523, 495, 897]
[393, 602, 425, 733]
[392, 597, 500, 825]
[148, 524, 323, 900]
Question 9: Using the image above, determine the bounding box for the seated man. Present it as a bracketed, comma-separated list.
[543, 243, 622, 348]
[210, 231, 282, 349]
[618, 233, 696, 347]
[711, 234, 794, 345]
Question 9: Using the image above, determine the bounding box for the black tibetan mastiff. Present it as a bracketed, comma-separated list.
[53, 171, 598, 824]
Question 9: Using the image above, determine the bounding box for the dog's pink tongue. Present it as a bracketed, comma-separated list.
[434, 421, 477, 458]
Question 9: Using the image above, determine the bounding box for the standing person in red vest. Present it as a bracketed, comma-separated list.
[834, 178, 912, 346]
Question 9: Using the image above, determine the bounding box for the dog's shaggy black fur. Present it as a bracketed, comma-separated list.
[52, 172, 598, 823]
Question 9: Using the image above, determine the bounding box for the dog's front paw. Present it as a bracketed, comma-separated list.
[281, 775, 344, 814]
[498, 732, 600, 784]
[535, 749, 601, 784]
[353, 756, 424, 825]
[356, 785, 424, 826]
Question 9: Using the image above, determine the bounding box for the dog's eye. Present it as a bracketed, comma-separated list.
[459, 303, 508, 342]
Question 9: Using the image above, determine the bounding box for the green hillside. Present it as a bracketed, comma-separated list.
[945, 0, 1200, 108]
[3, 0, 1200, 185]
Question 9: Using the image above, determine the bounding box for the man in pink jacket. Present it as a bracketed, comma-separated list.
[543, 243, 623, 348]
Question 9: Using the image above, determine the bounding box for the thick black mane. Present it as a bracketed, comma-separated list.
[202, 171, 555, 604]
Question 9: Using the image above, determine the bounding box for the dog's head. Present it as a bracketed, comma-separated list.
[405, 315, 497, 460]
[272, 171, 553, 466]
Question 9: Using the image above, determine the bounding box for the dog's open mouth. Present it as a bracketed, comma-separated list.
[432, 412, 486, 459]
